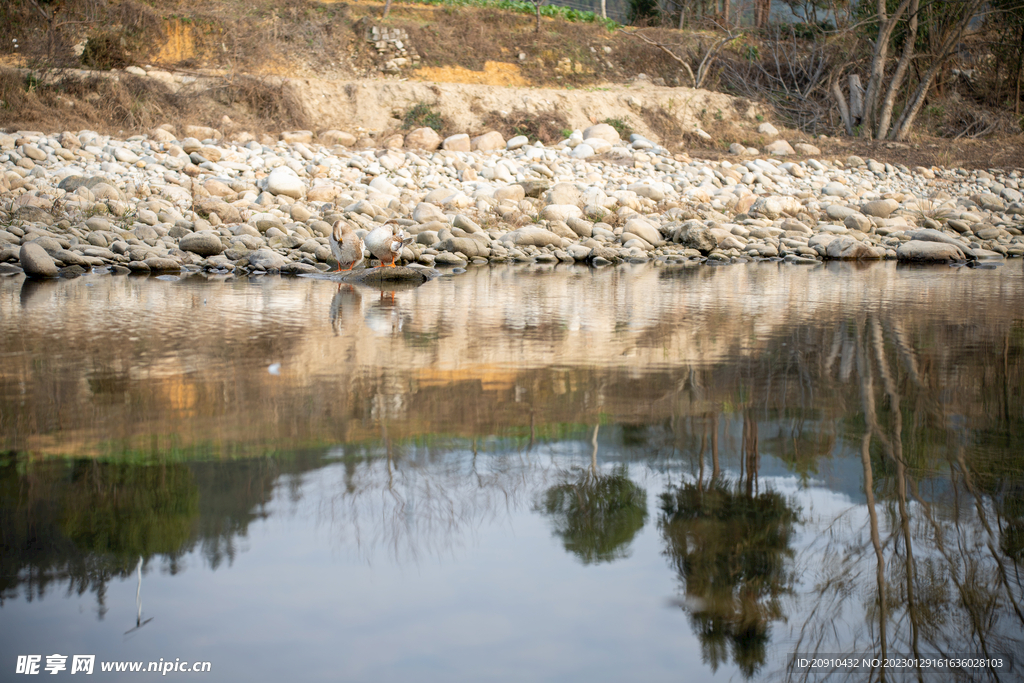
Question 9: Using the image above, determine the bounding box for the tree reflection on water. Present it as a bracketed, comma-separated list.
[538, 426, 649, 564]
[660, 427, 799, 679]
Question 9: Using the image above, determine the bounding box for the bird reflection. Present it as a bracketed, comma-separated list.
[124, 556, 154, 636]
[329, 284, 363, 337]
[329, 283, 410, 338]
[364, 290, 408, 336]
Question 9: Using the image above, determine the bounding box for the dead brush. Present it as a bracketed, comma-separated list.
[482, 109, 570, 145]
[909, 193, 956, 226]
[207, 75, 310, 133]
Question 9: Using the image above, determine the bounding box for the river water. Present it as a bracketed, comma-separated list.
[1, 262, 1022, 682]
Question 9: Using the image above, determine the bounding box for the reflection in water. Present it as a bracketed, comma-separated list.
[1, 263, 1023, 681]
[538, 426, 649, 564]
[660, 444, 798, 679]
[785, 312, 1024, 682]
[124, 557, 154, 636]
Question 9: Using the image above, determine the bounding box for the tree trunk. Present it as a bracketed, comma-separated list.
[754, 0, 772, 27]
[891, 0, 984, 140]
[832, 79, 854, 135]
[861, 0, 915, 137]
[383, 0, 392, 18]
[876, 0, 919, 138]
[722, 0, 730, 28]
[602, 0, 607, 19]
[848, 74, 864, 123]
[535, 0, 542, 32]
[1016, 23, 1024, 116]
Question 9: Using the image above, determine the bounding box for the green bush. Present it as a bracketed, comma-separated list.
[402, 103, 444, 131]
[397, 0, 620, 30]
[602, 117, 633, 139]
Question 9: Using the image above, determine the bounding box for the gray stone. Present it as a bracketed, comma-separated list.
[179, 232, 226, 257]
[623, 218, 663, 246]
[14, 206, 55, 226]
[499, 227, 564, 248]
[679, 224, 716, 254]
[904, 228, 964, 247]
[247, 248, 288, 270]
[825, 236, 884, 260]
[896, 241, 965, 262]
[627, 183, 665, 202]
[439, 237, 489, 258]
[519, 180, 551, 198]
[844, 214, 873, 232]
[19, 242, 59, 278]
[144, 257, 182, 272]
[566, 217, 594, 238]
[861, 199, 899, 218]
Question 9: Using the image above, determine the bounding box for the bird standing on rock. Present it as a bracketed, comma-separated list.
[330, 220, 364, 272]
[364, 222, 412, 268]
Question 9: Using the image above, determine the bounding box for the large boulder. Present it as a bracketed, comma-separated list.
[499, 227, 565, 248]
[267, 167, 305, 199]
[678, 223, 716, 254]
[623, 218, 663, 246]
[471, 131, 506, 152]
[19, 242, 59, 278]
[896, 240, 966, 262]
[442, 134, 471, 152]
[582, 123, 621, 145]
[405, 127, 442, 150]
[825, 236, 885, 260]
[179, 232, 225, 257]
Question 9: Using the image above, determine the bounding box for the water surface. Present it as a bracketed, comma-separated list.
[2, 262, 1022, 681]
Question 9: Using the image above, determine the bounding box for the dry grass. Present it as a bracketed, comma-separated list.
[0, 68, 309, 137]
[481, 109, 570, 144]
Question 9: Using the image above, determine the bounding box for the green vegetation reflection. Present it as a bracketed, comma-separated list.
[660, 469, 798, 679]
[537, 426, 648, 564]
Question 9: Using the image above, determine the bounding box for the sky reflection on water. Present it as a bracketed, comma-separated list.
[1, 261, 1022, 682]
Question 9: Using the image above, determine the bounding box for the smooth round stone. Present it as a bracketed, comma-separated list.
[503, 135, 528, 150]
[19, 242, 59, 278]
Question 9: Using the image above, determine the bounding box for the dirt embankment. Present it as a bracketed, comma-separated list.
[1, 0, 1022, 168]
[293, 78, 758, 141]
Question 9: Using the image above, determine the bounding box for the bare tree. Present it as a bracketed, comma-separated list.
[843, 0, 986, 140]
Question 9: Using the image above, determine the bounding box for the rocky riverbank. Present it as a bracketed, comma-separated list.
[1, 122, 1023, 280]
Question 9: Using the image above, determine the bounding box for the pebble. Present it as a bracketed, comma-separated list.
[0, 127, 1018, 282]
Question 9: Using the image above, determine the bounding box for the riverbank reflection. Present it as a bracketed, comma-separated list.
[0, 262, 1021, 681]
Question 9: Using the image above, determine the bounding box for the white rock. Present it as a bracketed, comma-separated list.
[570, 144, 595, 159]
[267, 167, 305, 199]
[582, 123, 621, 144]
[506, 135, 529, 150]
[539, 204, 584, 221]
